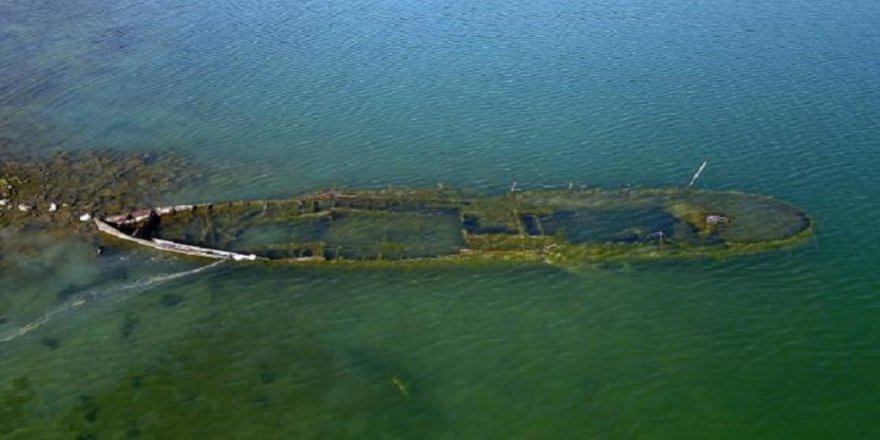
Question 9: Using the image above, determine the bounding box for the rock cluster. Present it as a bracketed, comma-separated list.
[0, 150, 199, 232]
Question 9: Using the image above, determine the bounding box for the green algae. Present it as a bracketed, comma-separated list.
[0, 312, 442, 439]
[0, 377, 38, 438]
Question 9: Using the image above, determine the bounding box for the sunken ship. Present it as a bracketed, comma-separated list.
[95, 185, 813, 267]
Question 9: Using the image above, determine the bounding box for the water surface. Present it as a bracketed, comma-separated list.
[1, 0, 879, 438]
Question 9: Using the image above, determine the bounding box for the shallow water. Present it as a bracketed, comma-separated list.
[1, 0, 879, 438]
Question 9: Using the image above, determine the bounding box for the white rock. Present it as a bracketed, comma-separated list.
[17, 204, 32, 212]
[48, 202, 58, 212]
[79, 213, 92, 222]
[0, 199, 8, 206]
[706, 214, 729, 225]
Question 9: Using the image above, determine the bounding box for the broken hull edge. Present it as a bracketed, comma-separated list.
[94, 221, 815, 269]
[94, 218, 260, 262]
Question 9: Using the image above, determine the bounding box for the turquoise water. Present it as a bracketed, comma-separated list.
[1, 0, 879, 438]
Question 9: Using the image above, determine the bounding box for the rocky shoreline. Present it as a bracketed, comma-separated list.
[0, 149, 199, 264]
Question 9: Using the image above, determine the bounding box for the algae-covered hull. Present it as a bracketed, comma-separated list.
[96, 187, 812, 267]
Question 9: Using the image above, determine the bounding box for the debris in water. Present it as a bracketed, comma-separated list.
[687, 161, 709, 188]
[391, 376, 411, 399]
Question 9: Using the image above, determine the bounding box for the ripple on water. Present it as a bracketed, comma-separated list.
[1, 0, 880, 437]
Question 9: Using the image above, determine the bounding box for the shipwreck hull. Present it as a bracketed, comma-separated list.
[96, 187, 813, 267]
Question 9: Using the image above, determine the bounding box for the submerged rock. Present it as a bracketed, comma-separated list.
[706, 214, 729, 225]
[160, 294, 184, 307]
[0, 149, 200, 233]
[39, 336, 61, 350]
